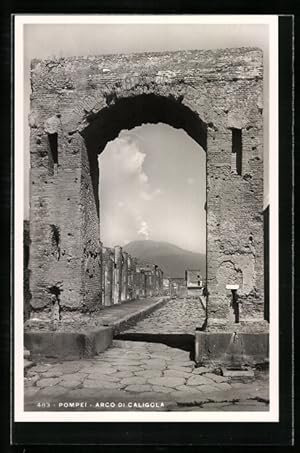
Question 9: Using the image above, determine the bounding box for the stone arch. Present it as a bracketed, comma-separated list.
[28, 49, 264, 330]
[77, 92, 208, 218]
[41, 73, 217, 136]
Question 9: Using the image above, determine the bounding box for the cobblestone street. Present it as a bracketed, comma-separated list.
[25, 338, 269, 412]
[123, 297, 206, 334]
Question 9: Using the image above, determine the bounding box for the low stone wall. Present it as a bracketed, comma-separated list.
[25, 297, 168, 360]
[195, 331, 269, 366]
[24, 326, 113, 361]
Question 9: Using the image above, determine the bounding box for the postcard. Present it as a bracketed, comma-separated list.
[14, 14, 279, 423]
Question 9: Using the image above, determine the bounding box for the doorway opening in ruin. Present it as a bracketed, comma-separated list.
[81, 93, 207, 331]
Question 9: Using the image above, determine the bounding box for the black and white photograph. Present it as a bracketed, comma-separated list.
[14, 15, 279, 422]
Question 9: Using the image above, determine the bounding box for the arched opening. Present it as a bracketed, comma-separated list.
[81, 94, 207, 217]
[80, 93, 207, 330]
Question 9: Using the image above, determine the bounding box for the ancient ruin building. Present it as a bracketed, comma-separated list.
[23, 220, 31, 321]
[27, 48, 266, 333]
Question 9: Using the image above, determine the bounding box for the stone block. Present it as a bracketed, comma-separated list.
[24, 326, 113, 361]
[221, 368, 255, 378]
[195, 331, 269, 366]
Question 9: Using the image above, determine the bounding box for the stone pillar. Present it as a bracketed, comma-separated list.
[28, 126, 102, 326]
[132, 257, 138, 300]
[206, 122, 265, 331]
[103, 247, 113, 306]
[113, 246, 122, 304]
[121, 251, 128, 302]
[140, 270, 146, 297]
[99, 241, 103, 305]
[145, 271, 152, 297]
[159, 269, 164, 294]
[135, 266, 140, 298]
[154, 265, 159, 296]
[127, 254, 134, 301]
[170, 280, 175, 297]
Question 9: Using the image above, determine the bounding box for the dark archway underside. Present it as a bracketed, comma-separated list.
[82, 94, 207, 155]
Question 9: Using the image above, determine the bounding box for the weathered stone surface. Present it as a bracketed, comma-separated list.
[87, 372, 120, 382]
[112, 371, 135, 379]
[168, 365, 194, 374]
[114, 359, 142, 366]
[86, 365, 117, 374]
[25, 375, 40, 386]
[212, 382, 232, 391]
[31, 365, 52, 373]
[186, 375, 215, 386]
[82, 380, 120, 389]
[147, 377, 186, 388]
[193, 367, 215, 374]
[39, 385, 68, 396]
[24, 359, 34, 372]
[28, 48, 264, 333]
[222, 368, 255, 378]
[142, 359, 166, 370]
[152, 385, 173, 394]
[163, 370, 191, 379]
[204, 373, 228, 383]
[24, 387, 40, 397]
[124, 384, 153, 393]
[196, 384, 219, 394]
[120, 377, 147, 386]
[117, 365, 144, 373]
[24, 340, 269, 412]
[36, 377, 62, 388]
[125, 298, 205, 336]
[134, 370, 162, 378]
[231, 382, 247, 389]
[175, 385, 202, 394]
[60, 378, 83, 388]
[50, 362, 84, 374]
[41, 369, 64, 378]
[195, 331, 269, 366]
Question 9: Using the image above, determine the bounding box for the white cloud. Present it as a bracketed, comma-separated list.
[140, 188, 162, 201]
[99, 132, 161, 246]
[137, 220, 150, 240]
[139, 173, 148, 184]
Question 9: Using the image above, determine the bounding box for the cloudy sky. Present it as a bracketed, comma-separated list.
[23, 20, 270, 254]
[99, 125, 206, 252]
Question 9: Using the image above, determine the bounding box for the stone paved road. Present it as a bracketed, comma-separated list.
[122, 297, 206, 334]
[25, 340, 269, 412]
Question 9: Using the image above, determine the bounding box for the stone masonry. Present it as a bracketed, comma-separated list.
[28, 48, 265, 332]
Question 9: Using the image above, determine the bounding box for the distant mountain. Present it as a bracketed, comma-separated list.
[123, 240, 205, 278]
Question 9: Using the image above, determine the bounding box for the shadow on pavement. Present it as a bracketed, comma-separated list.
[114, 332, 195, 360]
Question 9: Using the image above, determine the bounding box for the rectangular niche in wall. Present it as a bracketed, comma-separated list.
[231, 128, 242, 176]
[48, 133, 58, 175]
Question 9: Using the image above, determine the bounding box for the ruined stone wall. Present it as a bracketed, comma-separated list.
[24, 220, 31, 321]
[80, 138, 102, 314]
[28, 48, 264, 331]
[101, 248, 164, 306]
[29, 123, 85, 325]
[102, 247, 114, 306]
[206, 92, 264, 329]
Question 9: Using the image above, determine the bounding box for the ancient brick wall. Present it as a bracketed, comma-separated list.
[101, 249, 164, 306]
[23, 220, 31, 321]
[28, 48, 264, 331]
